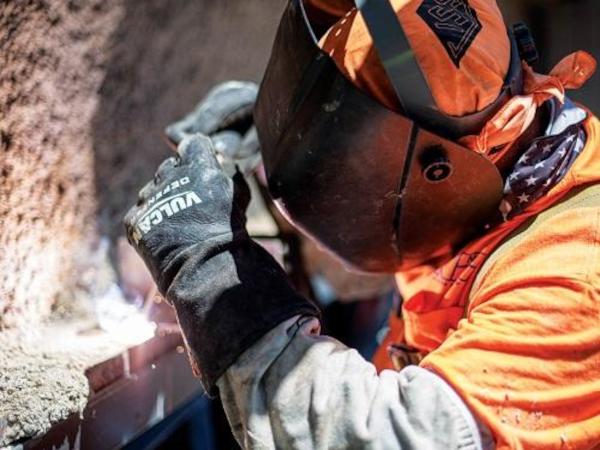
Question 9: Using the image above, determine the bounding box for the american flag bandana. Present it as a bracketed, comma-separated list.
[501, 98, 587, 220]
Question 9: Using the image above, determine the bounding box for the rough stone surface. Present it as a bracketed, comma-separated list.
[0, 0, 285, 328]
[0, 328, 89, 447]
[0, 320, 135, 447]
[0, 0, 284, 445]
[0, 0, 122, 329]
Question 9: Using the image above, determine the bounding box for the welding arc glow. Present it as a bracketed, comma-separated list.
[94, 284, 156, 345]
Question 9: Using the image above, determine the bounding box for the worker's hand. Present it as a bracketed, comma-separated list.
[124, 134, 250, 295]
[164, 81, 261, 176]
[123, 134, 319, 394]
[164, 80, 257, 145]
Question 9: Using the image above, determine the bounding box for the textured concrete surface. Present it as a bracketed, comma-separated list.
[0, 0, 285, 329]
[0, 0, 122, 329]
[0, 319, 145, 447]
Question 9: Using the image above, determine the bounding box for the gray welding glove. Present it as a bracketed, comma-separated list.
[165, 80, 261, 176]
[164, 81, 258, 144]
[123, 134, 319, 394]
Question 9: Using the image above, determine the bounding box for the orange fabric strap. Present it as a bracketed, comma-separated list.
[461, 51, 596, 160]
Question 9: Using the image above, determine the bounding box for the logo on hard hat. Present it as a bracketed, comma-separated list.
[417, 0, 482, 67]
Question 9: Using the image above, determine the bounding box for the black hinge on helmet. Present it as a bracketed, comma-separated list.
[513, 22, 539, 65]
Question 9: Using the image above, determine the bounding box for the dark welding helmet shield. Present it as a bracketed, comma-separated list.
[254, 0, 522, 273]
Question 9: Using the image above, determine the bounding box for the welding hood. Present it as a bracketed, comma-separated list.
[254, 0, 525, 273]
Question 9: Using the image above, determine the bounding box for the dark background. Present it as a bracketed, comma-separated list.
[500, 0, 599, 108]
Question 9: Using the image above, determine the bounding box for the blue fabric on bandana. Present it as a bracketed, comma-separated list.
[501, 98, 587, 220]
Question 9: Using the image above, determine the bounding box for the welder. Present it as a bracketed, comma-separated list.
[124, 0, 600, 448]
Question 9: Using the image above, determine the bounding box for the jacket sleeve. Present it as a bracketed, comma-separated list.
[216, 316, 494, 450]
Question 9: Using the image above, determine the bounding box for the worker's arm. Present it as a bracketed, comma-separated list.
[217, 315, 493, 450]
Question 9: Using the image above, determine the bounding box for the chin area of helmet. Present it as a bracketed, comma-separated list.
[254, 0, 524, 273]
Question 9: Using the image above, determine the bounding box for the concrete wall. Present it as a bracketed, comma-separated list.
[0, 0, 285, 328]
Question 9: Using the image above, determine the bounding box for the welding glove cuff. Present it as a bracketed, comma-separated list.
[167, 238, 320, 395]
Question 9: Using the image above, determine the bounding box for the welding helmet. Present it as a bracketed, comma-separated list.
[254, 0, 526, 273]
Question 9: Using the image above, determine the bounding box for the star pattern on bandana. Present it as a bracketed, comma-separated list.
[501, 123, 586, 220]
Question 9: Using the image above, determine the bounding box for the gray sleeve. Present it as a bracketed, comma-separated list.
[216, 316, 494, 450]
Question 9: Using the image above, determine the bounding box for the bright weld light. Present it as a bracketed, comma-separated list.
[95, 284, 156, 345]
[102, 310, 156, 346]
